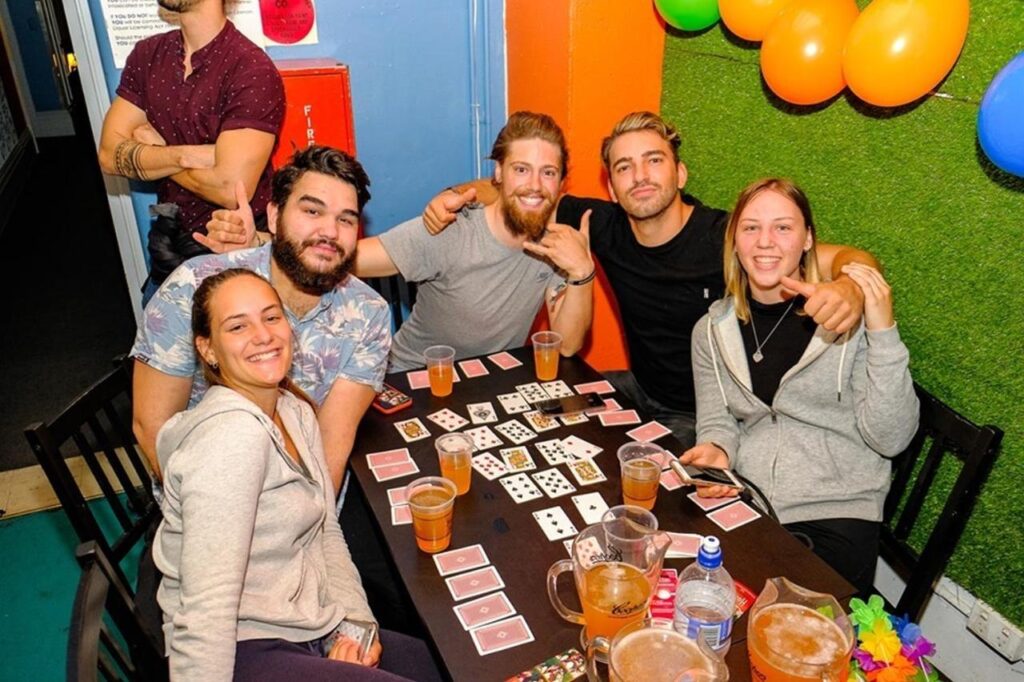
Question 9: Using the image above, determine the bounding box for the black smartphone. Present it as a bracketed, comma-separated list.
[670, 460, 744, 492]
[372, 384, 412, 414]
[536, 392, 605, 416]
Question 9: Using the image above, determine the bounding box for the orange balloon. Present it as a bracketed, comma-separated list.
[719, 0, 794, 42]
[761, 0, 860, 105]
[842, 0, 970, 107]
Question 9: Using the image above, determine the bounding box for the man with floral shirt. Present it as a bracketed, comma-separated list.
[131, 147, 391, 493]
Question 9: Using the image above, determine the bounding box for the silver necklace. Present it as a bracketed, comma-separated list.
[750, 299, 797, 363]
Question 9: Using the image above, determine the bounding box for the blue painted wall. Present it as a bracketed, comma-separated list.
[84, 0, 506, 256]
[8, 0, 63, 111]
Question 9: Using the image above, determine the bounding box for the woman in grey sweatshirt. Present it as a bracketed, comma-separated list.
[152, 269, 439, 681]
[683, 179, 919, 595]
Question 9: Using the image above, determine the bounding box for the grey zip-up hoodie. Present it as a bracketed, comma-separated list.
[692, 298, 920, 525]
[153, 386, 373, 681]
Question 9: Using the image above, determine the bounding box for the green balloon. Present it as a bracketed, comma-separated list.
[654, 0, 720, 32]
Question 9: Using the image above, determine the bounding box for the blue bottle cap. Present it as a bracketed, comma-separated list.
[697, 535, 722, 569]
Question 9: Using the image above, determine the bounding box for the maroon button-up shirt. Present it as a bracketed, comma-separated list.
[117, 21, 284, 232]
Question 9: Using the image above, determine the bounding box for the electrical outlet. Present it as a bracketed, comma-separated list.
[967, 599, 1024, 661]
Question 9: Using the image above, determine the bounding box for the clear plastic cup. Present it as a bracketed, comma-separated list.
[423, 345, 456, 397]
[404, 476, 458, 553]
[435, 433, 473, 495]
[532, 331, 562, 381]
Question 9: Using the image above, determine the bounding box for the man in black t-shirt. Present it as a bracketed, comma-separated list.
[424, 112, 876, 446]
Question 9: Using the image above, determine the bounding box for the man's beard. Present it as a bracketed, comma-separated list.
[500, 189, 555, 240]
[157, 0, 199, 12]
[272, 225, 354, 296]
[618, 180, 677, 221]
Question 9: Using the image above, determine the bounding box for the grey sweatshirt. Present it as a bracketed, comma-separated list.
[153, 386, 374, 681]
[692, 298, 920, 525]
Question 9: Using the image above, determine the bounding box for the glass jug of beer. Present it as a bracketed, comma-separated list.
[547, 506, 671, 647]
[586, 617, 729, 682]
[747, 577, 854, 682]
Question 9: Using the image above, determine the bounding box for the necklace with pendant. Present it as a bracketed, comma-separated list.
[750, 299, 797, 363]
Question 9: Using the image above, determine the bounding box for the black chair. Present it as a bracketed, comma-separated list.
[68, 541, 167, 682]
[364, 273, 417, 332]
[880, 382, 1003, 621]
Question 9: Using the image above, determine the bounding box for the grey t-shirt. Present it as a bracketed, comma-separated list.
[378, 206, 565, 371]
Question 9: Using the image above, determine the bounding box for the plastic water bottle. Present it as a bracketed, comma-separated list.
[673, 535, 735, 655]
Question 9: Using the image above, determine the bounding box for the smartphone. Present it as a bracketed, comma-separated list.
[320, 618, 378, 659]
[536, 392, 605, 416]
[372, 384, 412, 414]
[670, 460, 744, 492]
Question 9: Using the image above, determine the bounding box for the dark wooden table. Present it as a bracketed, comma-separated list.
[350, 347, 855, 681]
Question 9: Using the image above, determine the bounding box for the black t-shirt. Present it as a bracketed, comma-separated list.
[738, 296, 818, 406]
[557, 193, 728, 411]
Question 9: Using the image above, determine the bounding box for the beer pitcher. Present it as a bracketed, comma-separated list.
[747, 577, 854, 682]
[547, 505, 671, 646]
[586, 617, 729, 682]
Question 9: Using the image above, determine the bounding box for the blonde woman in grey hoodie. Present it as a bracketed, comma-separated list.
[681, 179, 919, 596]
[152, 268, 440, 681]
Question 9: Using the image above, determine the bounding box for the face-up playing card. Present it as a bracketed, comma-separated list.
[515, 382, 550, 404]
[469, 615, 534, 656]
[560, 412, 589, 426]
[666, 532, 702, 559]
[433, 544, 491, 576]
[523, 410, 560, 433]
[659, 468, 685, 491]
[535, 439, 574, 466]
[649, 569, 678, 619]
[566, 458, 607, 487]
[453, 592, 516, 630]
[496, 392, 531, 414]
[465, 426, 503, 450]
[561, 435, 603, 459]
[500, 447, 537, 472]
[406, 369, 429, 390]
[427, 408, 470, 432]
[540, 380, 573, 398]
[394, 418, 431, 442]
[626, 421, 673, 443]
[707, 500, 762, 531]
[494, 419, 537, 445]
[574, 380, 615, 395]
[572, 535, 603, 569]
[499, 473, 543, 503]
[372, 459, 421, 483]
[487, 351, 523, 370]
[391, 505, 412, 525]
[598, 409, 642, 427]
[466, 401, 499, 424]
[531, 468, 577, 498]
[366, 448, 412, 469]
[571, 491, 610, 525]
[687, 490, 736, 511]
[458, 358, 490, 378]
[532, 506, 579, 541]
[471, 452, 508, 480]
[445, 565, 505, 601]
[386, 487, 408, 507]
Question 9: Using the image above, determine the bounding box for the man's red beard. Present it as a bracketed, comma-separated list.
[500, 188, 556, 240]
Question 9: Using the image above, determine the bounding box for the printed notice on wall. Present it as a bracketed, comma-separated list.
[259, 0, 318, 47]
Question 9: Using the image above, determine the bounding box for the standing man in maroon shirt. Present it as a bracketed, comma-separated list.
[98, 0, 284, 298]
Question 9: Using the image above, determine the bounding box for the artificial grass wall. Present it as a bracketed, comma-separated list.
[660, 1, 1023, 624]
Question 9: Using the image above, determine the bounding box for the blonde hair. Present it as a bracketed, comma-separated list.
[723, 178, 821, 323]
[490, 111, 569, 178]
[600, 111, 681, 169]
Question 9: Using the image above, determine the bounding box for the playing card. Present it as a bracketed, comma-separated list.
[522, 410, 560, 433]
[496, 392, 531, 414]
[531, 468, 577, 498]
[586, 397, 622, 415]
[372, 459, 421, 483]
[499, 473, 543, 503]
[707, 501, 762, 531]
[560, 412, 589, 426]
[515, 383, 550, 405]
[427, 408, 470, 432]
[469, 615, 534, 656]
[561, 435, 603, 459]
[487, 351, 523, 370]
[666, 532, 702, 558]
[571, 491, 610, 524]
[540, 380, 573, 398]
[659, 468, 685, 491]
[446, 565, 505, 601]
[649, 569, 678, 619]
[566, 458, 607, 486]
[466, 401, 499, 424]
[458, 358, 490, 378]
[645, 449, 676, 470]
[687, 491, 735, 511]
[391, 505, 412, 525]
[386, 487, 408, 507]
[500, 447, 537, 472]
[626, 421, 673, 443]
[574, 380, 615, 395]
[598, 409, 642, 427]
[471, 452, 508, 480]
[366, 448, 412, 469]
[495, 419, 537, 444]
[532, 506, 578, 541]
[453, 592, 516, 630]
[406, 370, 429, 390]
[534, 439, 574, 466]
[465, 426, 503, 450]
[571, 535, 603, 569]
[563, 539, 574, 556]
[394, 418, 431, 442]
[434, 544, 491, 576]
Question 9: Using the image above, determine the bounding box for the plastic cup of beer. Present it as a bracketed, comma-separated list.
[617, 443, 664, 510]
[404, 476, 457, 553]
[423, 345, 455, 397]
[587, 618, 727, 682]
[531, 331, 562, 381]
[435, 433, 473, 496]
[747, 603, 852, 682]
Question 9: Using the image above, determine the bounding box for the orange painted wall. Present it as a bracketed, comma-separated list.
[506, 0, 666, 371]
